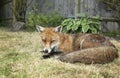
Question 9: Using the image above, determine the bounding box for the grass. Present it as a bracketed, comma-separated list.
[104, 30, 120, 38]
[0, 27, 120, 78]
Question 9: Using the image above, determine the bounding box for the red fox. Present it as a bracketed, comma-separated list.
[36, 25, 119, 64]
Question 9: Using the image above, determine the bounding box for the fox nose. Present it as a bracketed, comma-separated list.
[44, 49, 48, 53]
[43, 48, 51, 53]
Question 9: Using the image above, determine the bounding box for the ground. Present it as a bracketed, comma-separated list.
[0, 27, 120, 78]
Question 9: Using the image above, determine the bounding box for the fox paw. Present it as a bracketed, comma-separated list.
[42, 55, 50, 59]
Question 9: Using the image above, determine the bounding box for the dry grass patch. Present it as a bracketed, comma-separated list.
[0, 27, 120, 78]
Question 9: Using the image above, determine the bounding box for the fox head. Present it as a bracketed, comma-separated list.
[36, 25, 63, 53]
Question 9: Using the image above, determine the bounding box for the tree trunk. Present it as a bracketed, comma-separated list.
[13, 0, 17, 23]
[13, 0, 27, 23]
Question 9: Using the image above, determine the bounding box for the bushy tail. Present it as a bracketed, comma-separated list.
[58, 46, 119, 64]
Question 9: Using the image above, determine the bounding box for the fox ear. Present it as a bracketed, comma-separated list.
[54, 25, 63, 32]
[36, 25, 45, 32]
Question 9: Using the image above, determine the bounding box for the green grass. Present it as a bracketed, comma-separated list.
[0, 27, 120, 78]
[104, 30, 120, 38]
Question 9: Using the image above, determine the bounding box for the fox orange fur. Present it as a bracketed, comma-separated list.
[36, 25, 119, 64]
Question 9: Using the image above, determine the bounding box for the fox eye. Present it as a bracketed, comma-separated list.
[42, 39, 46, 43]
[51, 39, 55, 43]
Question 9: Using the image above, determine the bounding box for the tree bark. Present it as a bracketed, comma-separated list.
[13, 0, 17, 23]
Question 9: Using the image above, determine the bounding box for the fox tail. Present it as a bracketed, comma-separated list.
[58, 46, 119, 64]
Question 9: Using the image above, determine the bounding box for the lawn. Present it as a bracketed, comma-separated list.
[0, 27, 120, 78]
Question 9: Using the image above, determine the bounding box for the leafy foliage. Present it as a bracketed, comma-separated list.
[61, 15, 101, 33]
[27, 11, 64, 31]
